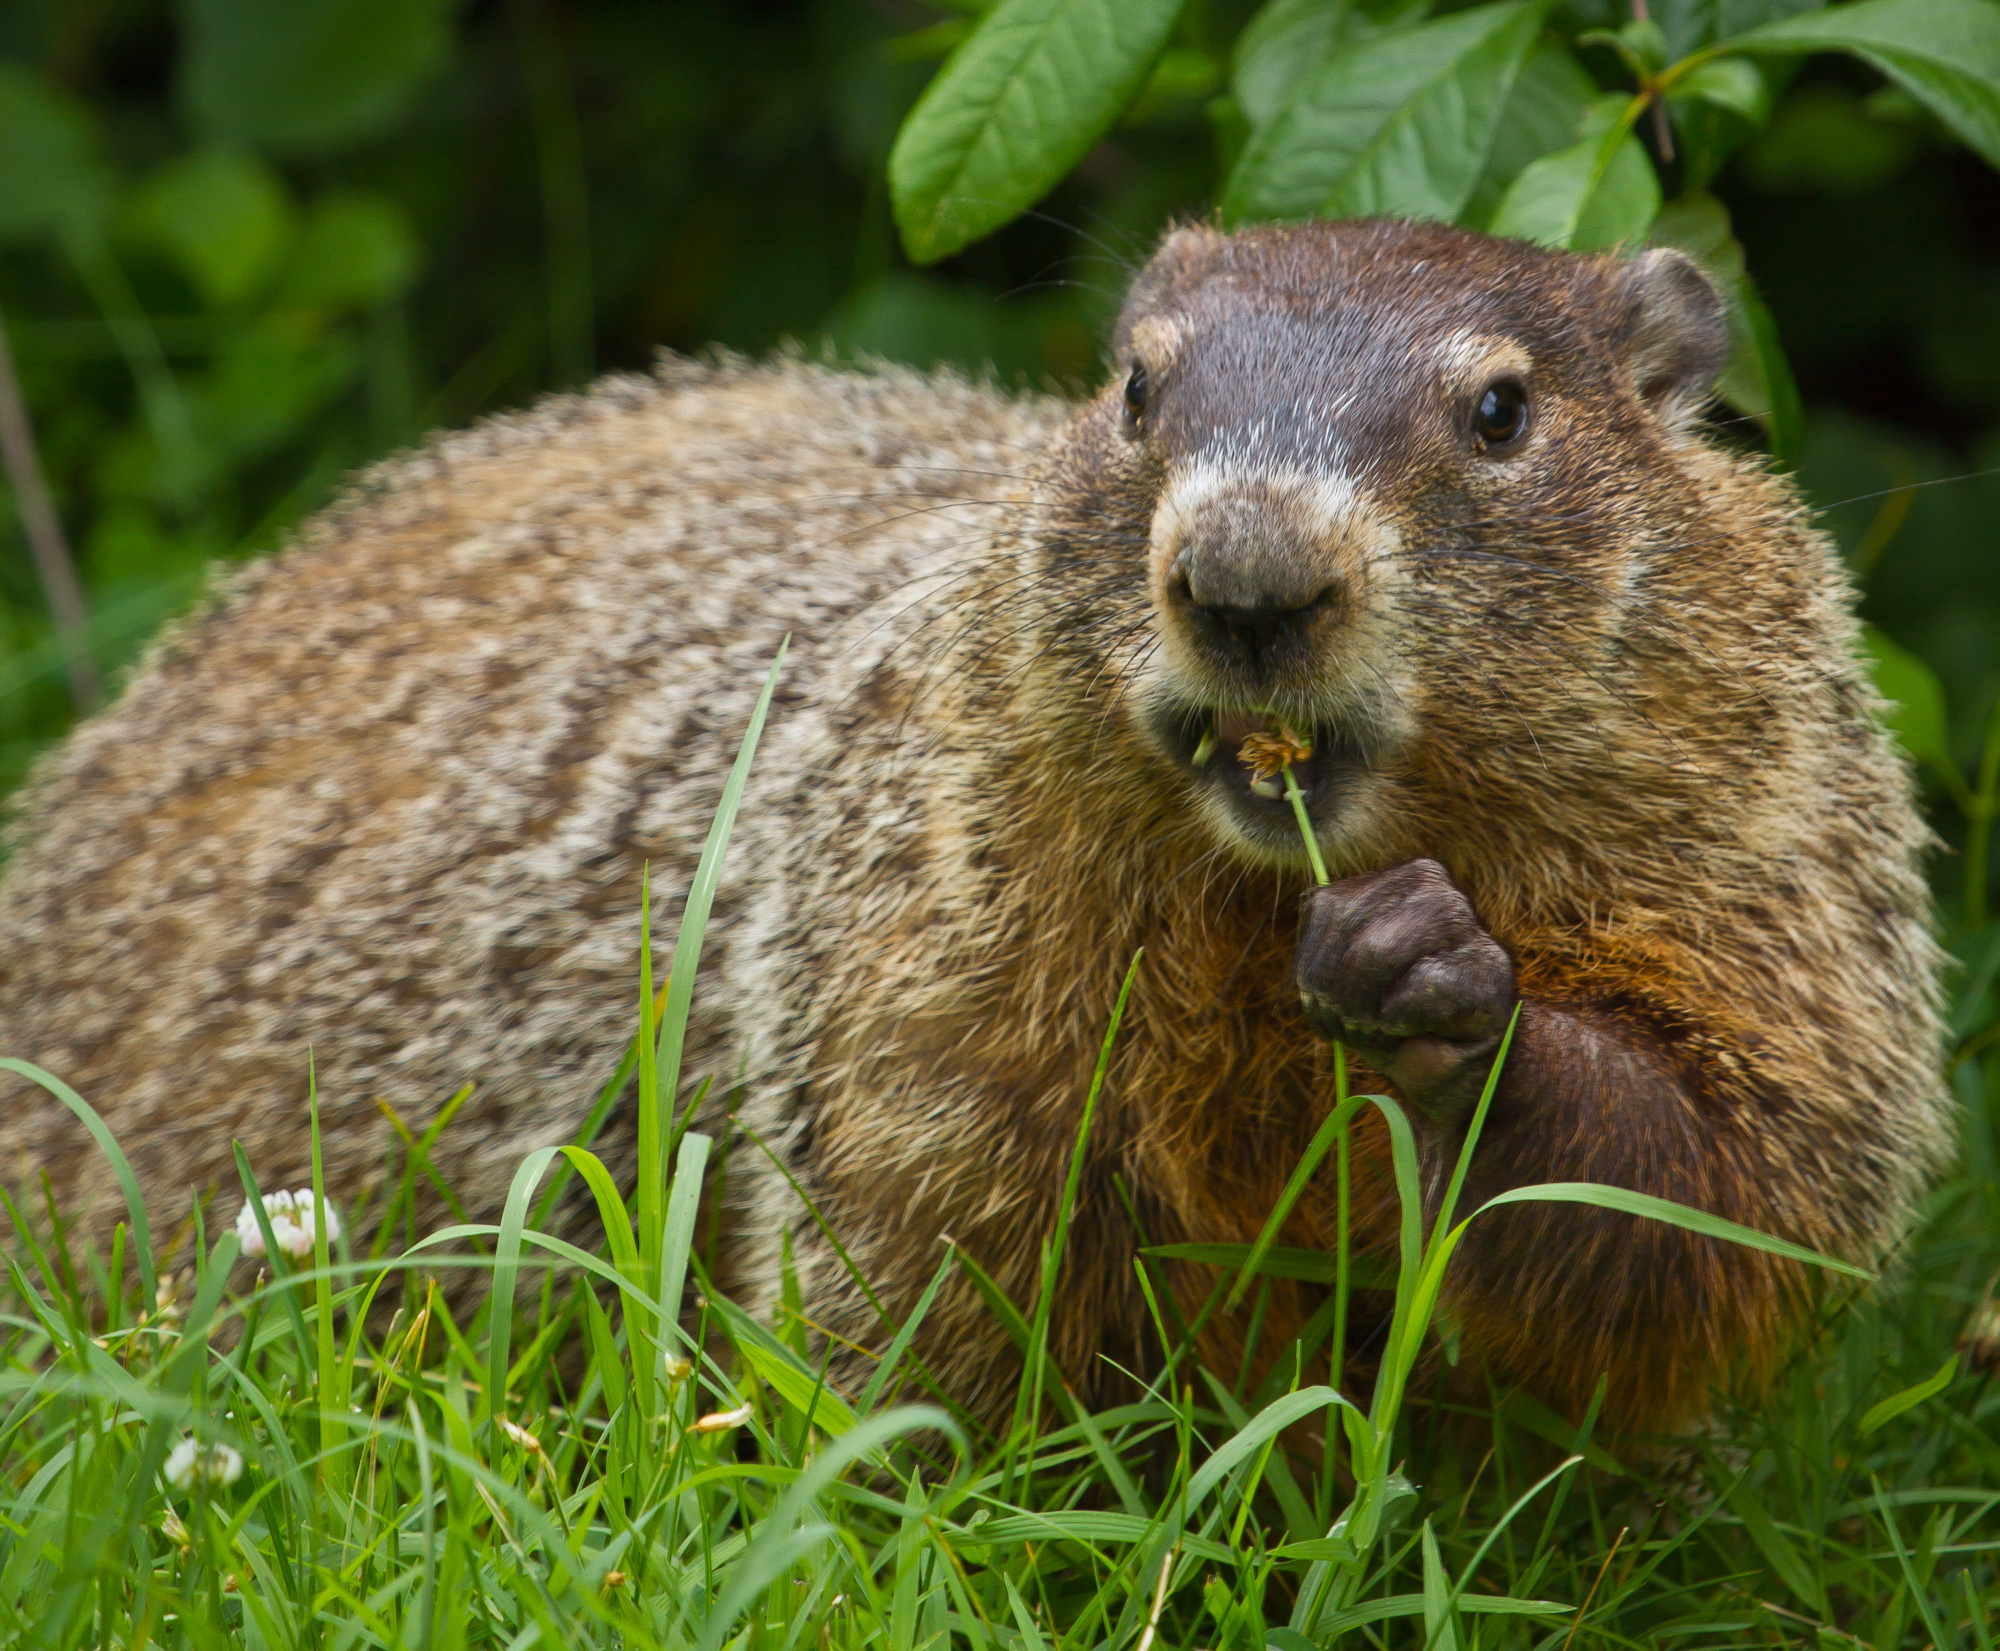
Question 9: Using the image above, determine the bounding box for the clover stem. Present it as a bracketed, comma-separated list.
[1282, 761, 1329, 886]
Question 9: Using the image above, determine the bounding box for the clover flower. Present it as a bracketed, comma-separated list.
[1237, 724, 1312, 784]
[164, 1437, 244, 1492]
[498, 1416, 544, 1455]
[234, 1189, 341, 1259]
[690, 1402, 753, 1433]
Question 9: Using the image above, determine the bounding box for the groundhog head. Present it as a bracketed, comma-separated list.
[1056, 217, 1732, 872]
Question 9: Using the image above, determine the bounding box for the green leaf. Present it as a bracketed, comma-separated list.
[1421, 1520, 1460, 1651]
[125, 149, 296, 308]
[1675, 56, 1774, 121]
[276, 192, 421, 311]
[1650, 193, 1800, 459]
[975, 1511, 1234, 1564]
[700, 1286, 863, 1436]
[1187, 1386, 1356, 1508]
[1655, 0, 1821, 59]
[0, 1060, 156, 1312]
[1233, 0, 1430, 128]
[1725, 1475, 1826, 1612]
[0, 64, 111, 244]
[1731, 278, 1803, 462]
[1474, 1182, 1873, 1278]
[1489, 94, 1661, 250]
[1858, 1354, 1959, 1435]
[1464, 40, 1599, 228]
[181, 0, 459, 155]
[1236, 0, 1358, 128]
[889, 0, 1186, 264]
[1863, 623, 1952, 765]
[1300, 1594, 1572, 1635]
[1145, 1240, 1397, 1290]
[1728, 0, 2000, 168]
[1224, 1, 1545, 223]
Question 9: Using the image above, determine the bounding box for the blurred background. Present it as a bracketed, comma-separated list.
[0, 0, 1995, 895]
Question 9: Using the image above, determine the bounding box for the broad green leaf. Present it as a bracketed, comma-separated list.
[125, 149, 295, 308]
[182, 0, 458, 154]
[1234, 0, 1430, 127]
[1464, 39, 1599, 228]
[1474, 1182, 1872, 1277]
[1731, 279, 1803, 462]
[1650, 193, 1799, 458]
[1224, 1, 1544, 223]
[1655, 0, 1822, 58]
[1863, 624, 1953, 765]
[1237, 0, 1361, 128]
[276, 192, 421, 312]
[1674, 56, 1774, 121]
[889, 0, 1186, 264]
[1728, 0, 2000, 168]
[1650, 191, 1746, 283]
[0, 65, 111, 244]
[1665, 58, 1775, 192]
[1599, 17, 1671, 72]
[1489, 95, 1661, 250]
[1857, 1354, 1959, 1435]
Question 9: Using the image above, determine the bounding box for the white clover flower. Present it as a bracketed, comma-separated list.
[690, 1402, 753, 1434]
[498, 1416, 544, 1455]
[234, 1189, 341, 1260]
[164, 1437, 244, 1492]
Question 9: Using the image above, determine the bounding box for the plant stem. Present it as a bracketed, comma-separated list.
[1282, 761, 1329, 886]
[0, 305, 98, 712]
[1967, 694, 2000, 929]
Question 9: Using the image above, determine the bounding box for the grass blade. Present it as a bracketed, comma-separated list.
[0, 1057, 156, 1308]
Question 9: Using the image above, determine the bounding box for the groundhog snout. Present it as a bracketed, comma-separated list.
[1154, 465, 1372, 685]
[1173, 566, 1343, 678]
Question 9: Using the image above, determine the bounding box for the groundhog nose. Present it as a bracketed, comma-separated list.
[1179, 579, 1342, 673]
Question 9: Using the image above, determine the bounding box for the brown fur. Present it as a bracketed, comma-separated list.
[0, 220, 1950, 1440]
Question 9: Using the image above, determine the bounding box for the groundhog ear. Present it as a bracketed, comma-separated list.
[1114, 223, 1224, 354]
[1611, 247, 1729, 423]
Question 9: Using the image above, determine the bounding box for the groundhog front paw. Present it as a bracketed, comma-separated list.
[1295, 858, 1516, 1127]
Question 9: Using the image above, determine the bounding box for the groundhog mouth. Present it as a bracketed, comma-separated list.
[1159, 703, 1366, 821]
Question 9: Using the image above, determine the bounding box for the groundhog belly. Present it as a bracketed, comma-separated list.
[0, 360, 1070, 1250]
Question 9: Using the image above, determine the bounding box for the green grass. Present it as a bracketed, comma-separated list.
[2, 655, 1997, 1649]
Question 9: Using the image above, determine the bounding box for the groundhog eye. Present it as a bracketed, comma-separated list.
[1123, 362, 1148, 430]
[1475, 380, 1529, 449]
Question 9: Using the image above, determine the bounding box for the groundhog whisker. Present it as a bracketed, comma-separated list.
[1009, 205, 1148, 273]
[1806, 463, 2000, 519]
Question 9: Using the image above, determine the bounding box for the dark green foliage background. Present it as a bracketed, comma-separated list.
[0, 0, 1995, 828]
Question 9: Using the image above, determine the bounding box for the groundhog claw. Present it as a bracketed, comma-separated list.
[1295, 858, 1516, 1126]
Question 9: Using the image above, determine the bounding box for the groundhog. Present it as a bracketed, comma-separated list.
[0, 219, 1951, 1438]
